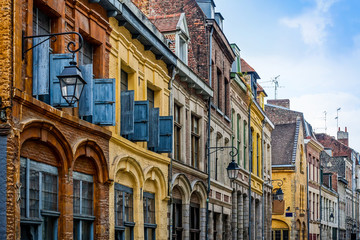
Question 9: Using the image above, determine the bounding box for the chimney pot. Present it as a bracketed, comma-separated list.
[345, 127, 347, 132]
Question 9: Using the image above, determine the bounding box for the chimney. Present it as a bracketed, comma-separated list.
[267, 99, 290, 109]
[337, 127, 349, 146]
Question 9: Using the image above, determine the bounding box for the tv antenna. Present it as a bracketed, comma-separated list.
[260, 75, 284, 99]
[335, 107, 341, 130]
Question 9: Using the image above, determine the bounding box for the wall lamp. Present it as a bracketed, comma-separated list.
[270, 179, 284, 201]
[22, 31, 86, 106]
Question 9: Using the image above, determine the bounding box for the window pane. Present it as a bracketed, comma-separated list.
[73, 180, 81, 214]
[42, 216, 57, 240]
[121, 70, 128, 92]
[148, 198, 155, 224]
[145, 228, 155, 240]
[115, 190, 124, 226]
[82, 181, 93, 215]
[21, 224, 38, 240]
[74, 219, 80, 240]
[283, 230, 289, 240]
[275, 230, 281, 240]
[147, 88, 155, 109]
[115, 230, 123, 240]
[82, 220, 93, 240]
[29, 170, 39, 218]
[42, 173, 57, 211]
[125, 227, 132, 240]
[20, 165, 26, 217]
[124, 192, 133, 222]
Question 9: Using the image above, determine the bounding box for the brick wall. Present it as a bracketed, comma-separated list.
[132, 0, 210, 82]
[316, 133, 352, 158]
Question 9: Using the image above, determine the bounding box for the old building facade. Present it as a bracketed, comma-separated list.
[304, 121, 323, 240]
[265, 100, 308, 240]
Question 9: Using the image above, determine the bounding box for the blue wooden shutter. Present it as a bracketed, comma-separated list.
[148, 108, 160, 148]
[120, 90, 135, 136]
[49, 54, 74, 107]
[156, 116, 173, 153]
[128, 101, 149, 142]
[33, 37, 50, 103]
[78, 64, 94, 122]
[93, 78, 116, 126]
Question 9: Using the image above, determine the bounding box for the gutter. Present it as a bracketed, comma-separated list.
[248, 98, 253, 240]
[261, 119, 265, 240]
[205, 24, 214, 240]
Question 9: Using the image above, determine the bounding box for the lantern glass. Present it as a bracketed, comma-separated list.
[275, 188, 284, 201]
[57, 61, 86, 105]
[226, 160, 240, 181]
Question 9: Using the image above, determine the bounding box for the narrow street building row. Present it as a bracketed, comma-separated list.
[1, 0, 360, 239]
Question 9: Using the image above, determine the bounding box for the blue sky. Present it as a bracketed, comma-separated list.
[215, 0, 360, 150]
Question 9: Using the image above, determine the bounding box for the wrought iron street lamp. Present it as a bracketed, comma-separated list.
[270, 179, 284, 201]
[57, 60, 85, 105]
[22, 31, 85, 106]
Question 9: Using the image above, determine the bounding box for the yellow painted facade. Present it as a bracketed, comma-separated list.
[107, 17, 171, 240]
[249, 89, 266, 194]
[272, 120, 308, 240]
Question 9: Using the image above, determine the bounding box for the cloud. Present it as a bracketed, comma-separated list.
[291, 92, 360, 150]
[280, 0, 338, 46]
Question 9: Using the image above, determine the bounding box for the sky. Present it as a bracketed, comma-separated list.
[215, 0, 360, 151]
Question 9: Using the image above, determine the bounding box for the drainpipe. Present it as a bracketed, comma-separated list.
[306, 151, 310, 240]
[248, 99, 253, 240]
[337, 193, 340, 240]
[320, 166, 323, 240]
[205, 23, 214, 240]
[261, 119, 265, 240]
[168, 65, 178, 240]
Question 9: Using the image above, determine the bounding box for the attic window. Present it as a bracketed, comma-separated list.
[178, 35, 187, 64]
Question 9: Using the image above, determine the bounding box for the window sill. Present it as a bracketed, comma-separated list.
[73, 214, 96, 221]
[224, 115, 231, 122]
[20, 218, 42, 224]
[41, 210, 61, 217]
[216, 108, 224, 116]
[144, 223, 157, 228]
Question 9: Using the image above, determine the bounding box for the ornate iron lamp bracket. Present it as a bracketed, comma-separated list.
[22, 31, 83, 59]
[208, 146, 238, 158]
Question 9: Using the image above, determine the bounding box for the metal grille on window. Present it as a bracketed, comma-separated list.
[42, 173, 58, 211]
[82, 181, 93, 215]
[29, 170, 40, 218]
[73, 180, 81, 214]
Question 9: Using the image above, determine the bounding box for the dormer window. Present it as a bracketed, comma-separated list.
[176, 13, 189, 64]
[179, 36, 187, 63]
